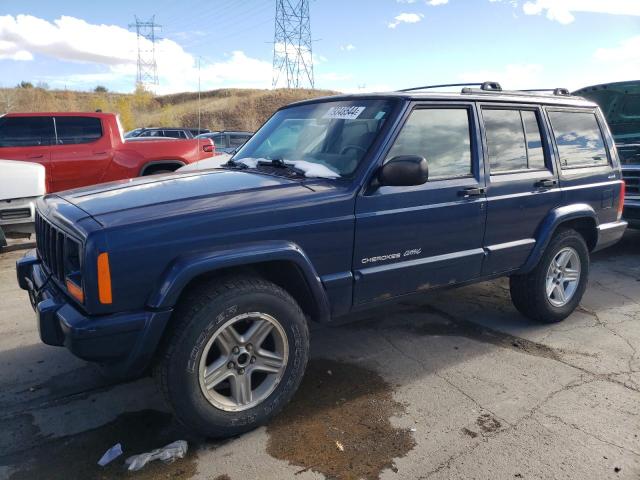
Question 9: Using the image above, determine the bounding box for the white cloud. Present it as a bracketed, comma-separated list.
[0, 14, 273, 93]
[388, 12, 424, 28]
[0, 40, 32, 60]
[522, 0, 640, 24]
[340, 44, 356, 51]
[458, 63, 544, 90]
[427, 0, 449, 5]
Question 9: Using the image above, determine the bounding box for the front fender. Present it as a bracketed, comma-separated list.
[147, 240, 331, 322]
[519, 203, 597, 274]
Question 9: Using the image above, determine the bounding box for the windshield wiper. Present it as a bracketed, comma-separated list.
[223, 158, 248, 169]
[257, 158, 306, 177]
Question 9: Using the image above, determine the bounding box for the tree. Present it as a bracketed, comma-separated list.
[18, 81, 33, 89]
[35, 81, 49, 90]
[94, 85, 108, 93]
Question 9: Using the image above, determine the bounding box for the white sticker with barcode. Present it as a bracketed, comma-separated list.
[323, 106, 366, 120]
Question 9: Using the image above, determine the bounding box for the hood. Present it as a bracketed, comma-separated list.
[58, 169, 315, 227]
[574, 81, 640, 144]
[177, 154, 231, 172]
[0, 159, 46, 201]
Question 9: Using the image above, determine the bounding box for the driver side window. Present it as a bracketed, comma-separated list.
[386, 108, 472, 180]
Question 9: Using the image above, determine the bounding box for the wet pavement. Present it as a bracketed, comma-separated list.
[0, 231, 639, 479]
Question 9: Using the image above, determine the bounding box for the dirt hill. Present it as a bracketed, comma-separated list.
[0, 86, 338, 132]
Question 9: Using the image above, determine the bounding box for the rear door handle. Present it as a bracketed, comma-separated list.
[28, 154, 44, 159]
[459, 187, 485, 198]
[535, 179, 557, 189]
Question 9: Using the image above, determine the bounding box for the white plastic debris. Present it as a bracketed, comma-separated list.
[98, 443, 123, 467]
[335, 440, 344, 452]
[125, 440, 188, 472]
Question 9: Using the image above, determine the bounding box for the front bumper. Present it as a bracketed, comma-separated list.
[16, 250, 173, 378]
[594, 220, 628, 252]
[623, 198, 640, 228]
[0, 196, 38, 234]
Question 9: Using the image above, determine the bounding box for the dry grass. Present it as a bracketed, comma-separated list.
[0, 87, 337, 132]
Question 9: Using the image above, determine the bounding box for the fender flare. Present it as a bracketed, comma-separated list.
[147, 240, 331, 323]
[519, 203, 598, 274]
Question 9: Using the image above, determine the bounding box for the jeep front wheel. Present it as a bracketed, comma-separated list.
[155, 275, 309, 438]
[509, 228, 589, 323]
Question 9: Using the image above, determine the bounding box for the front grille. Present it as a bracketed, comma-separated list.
[35, 212, 80, 282]
[0, 208, 31, 221]
[622, 169, 640, 197]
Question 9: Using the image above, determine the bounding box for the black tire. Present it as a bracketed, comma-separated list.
[154, 275, 309, 438]
[510, 228, 589, 323]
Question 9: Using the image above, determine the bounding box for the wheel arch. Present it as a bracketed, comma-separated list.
[147, 241, 331, 324]
[519, 203, 598, 274]
[139, 160, 186, 176]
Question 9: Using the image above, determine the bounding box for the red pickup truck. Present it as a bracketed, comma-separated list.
[0, 112, 215, 192]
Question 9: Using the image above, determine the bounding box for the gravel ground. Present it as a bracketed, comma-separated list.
[0, 231, 638, 480]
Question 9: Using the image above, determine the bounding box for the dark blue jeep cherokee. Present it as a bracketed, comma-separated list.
[17, 82, 627, 437]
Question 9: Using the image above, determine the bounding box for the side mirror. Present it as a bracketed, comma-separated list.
[377, 155, 429, 187]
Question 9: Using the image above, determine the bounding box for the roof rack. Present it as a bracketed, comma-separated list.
[398, 81, 502, 93]
[520, 88, 571, 96]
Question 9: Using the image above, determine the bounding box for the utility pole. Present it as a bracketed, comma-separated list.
[272, 0, 314, 89]
[129, 15, 161, 90]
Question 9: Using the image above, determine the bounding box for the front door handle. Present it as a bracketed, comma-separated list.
[459, 187, 485, 198]
[28, 154, 44, 159]
[535, 179, 557, 189]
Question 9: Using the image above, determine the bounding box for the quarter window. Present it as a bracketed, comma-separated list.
[386, 108, 472, 180]
[483, 109, 547, 173]
[548, 111, 608, 167]
[0, 116, 55, 147]
[55, 117, 102, 145]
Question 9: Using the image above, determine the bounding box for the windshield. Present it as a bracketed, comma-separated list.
[233, 99, 396, 178]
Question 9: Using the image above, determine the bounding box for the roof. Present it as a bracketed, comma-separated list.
[290, 91, 597, 108]
[3, 111, 115, 118]
[287, 84, 598, 109]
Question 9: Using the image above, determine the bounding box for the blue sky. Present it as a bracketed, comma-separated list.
[1, 0, 639, 94]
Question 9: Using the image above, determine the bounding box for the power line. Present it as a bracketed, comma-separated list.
[272, 0, 314, 89]
[129, 15, 162, 90]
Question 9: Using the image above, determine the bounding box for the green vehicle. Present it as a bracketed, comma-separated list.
[575, 81, 640, 227]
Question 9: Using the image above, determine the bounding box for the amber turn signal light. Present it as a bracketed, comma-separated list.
[66, 279, 84, 303]
[97, 252, 113, 304]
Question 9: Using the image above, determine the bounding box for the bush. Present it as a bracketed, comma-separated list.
[95, 85, 108, 93]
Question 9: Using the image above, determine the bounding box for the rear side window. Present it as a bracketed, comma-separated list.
[212, 134, 228, 148]
[229, 134, 250, 147]
[482, 109, 547, 173]
[55, 117, 102, 145]
[0, 116, 54, 147]
[548, 111, 608, 167]
[386, 108, 472, 180]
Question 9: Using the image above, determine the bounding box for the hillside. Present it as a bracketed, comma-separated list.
[0, 87, 338, 132]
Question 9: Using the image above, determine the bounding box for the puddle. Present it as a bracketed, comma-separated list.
[266, 359, 415, 480]
[4, 410, 200, 480]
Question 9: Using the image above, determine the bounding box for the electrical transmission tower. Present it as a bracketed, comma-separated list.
[129, 16, 161, 90]
[272, 0, 314, 89]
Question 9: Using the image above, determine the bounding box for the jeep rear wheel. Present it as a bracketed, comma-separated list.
[155, 275, 309, 438]
[509, 229, 589, 323]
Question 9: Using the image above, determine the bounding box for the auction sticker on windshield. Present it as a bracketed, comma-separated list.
[323, 106, 366, 120]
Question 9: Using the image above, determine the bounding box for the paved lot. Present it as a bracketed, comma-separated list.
[0, 232, 639, 480]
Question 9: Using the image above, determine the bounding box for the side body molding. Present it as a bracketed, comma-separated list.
[147, 240, 332, 323]
[518, 203, 597, 274]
